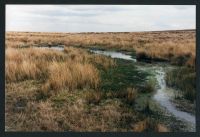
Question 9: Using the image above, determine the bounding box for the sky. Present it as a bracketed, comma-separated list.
[6, 5, 196, 32]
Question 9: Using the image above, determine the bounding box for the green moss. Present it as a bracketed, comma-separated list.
[99, 59, 149, 92]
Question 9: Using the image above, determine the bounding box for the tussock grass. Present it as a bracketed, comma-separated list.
[166, 67, 196, 102]
[5, 46, 118, 106]
[136, 42, 195, 66]
[6, 30, 195, 67]
[5, 46, 121, 131]
[64, 47, 116, 70]
[133, 118, 169, 132]
[44, 61, 100, 91]
[85, 90, 103, 104]
[5, 30, 194, 131]
[139, 79, 156, 93]
[126, 87, 138, 105]
[6, 84, 138, 131]
[5, 47, 107, 92]
[5, 48, 65, 82]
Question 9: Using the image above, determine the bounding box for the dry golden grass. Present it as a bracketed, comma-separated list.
[126, 87, 138, 105]
[5, 30, 194, 131]
[5, 47, 115, 92]
[84, 90, 102, 104]
[5, 45, 119, 131]
[6, 30, 195, 67]
[44, 61, 100, 91]
[64, 47, 116, 69]
[133, 118, 169, 132]
[5, 81, 137, 131]
[5, 48, 65, 82]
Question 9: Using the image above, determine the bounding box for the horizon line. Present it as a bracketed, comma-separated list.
[6, 29, 196, 34]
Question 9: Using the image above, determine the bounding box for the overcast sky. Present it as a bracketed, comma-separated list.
[6, 5, 195, 32]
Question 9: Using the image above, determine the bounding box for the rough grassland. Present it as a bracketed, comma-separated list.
[6, 30, 195, 67]
[5, 30, 195, 131]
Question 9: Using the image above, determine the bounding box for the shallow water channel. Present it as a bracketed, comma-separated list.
[90, 49, 136, 62]
[37, 46, 195, 131]
[154, 68, 195, 124]
[89, 49, 196, 131]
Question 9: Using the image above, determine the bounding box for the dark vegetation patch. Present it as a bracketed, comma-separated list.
[170, 53, 192, 66]
[166, 67, 196, 102]
[136, 51, 193, 66]
[99, 59, 149, 92]
[136, 51, 169, 63]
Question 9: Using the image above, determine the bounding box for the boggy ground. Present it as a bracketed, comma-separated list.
[5, 47, 169, 131]
[5, 30, 196, 131]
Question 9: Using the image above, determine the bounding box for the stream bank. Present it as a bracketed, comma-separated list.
[89, 48, 196, 132]
[32, 45, 196, 132]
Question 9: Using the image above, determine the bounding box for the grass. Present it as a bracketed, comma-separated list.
[133, 117, 169, 132]
[6, 30, 195, 67]
[5, 30, 196, 131]
[100, 59, 149, 92]
[140, 78, 156, 93]
[5, 47, 66, 82]
[166, 67, 196, 102]
[5, 47, 153, 131]
[5, 80, 141, 131]
[5, 47, 114, 91]
[44, 61, 100, 91]
[6, 46, 145, 131]
[84, 90, 103, 105]
[125, 87, 138, 105]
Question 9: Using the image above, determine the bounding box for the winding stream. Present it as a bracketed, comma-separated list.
[90, 49, 136, 62]
[89, 49, 195, 131]
[154, 68, 195, 124]
[34, 45, 64, 51]
[36, 46, 195, 131]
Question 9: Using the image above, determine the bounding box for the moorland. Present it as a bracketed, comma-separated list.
[5, 30, 196, 132]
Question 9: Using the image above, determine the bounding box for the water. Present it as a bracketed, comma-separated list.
[36, 47, 136, 63]
[90, 49, 136, 62]
[37, 47, 195, 130]
[35, 45, 64, 51]
[91, 49, 195, 130]
[153, 68, 195, 125]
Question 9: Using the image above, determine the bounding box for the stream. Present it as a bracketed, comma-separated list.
[89, 49, 196, 131]
[35, 46, 195, 131]
[90, 49, 137, 62]
[154, 68, 195, 124]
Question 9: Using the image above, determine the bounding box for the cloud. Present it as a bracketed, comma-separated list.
[6, 5, 195, 32]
